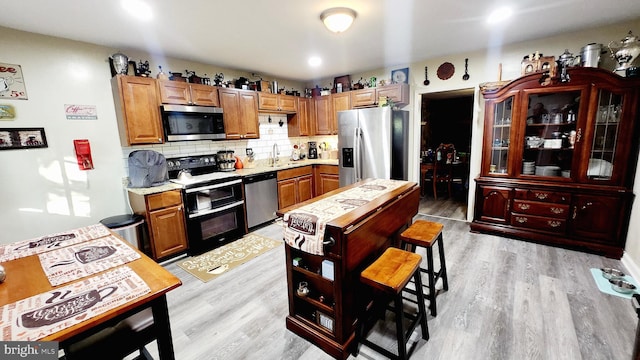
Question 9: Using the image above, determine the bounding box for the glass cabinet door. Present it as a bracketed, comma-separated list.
[489, 96, 513, 175]
[519, 90, 581, 179]
[586, 89, 622, 181]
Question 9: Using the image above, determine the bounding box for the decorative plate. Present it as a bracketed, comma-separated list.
[437, 62, 455, 80]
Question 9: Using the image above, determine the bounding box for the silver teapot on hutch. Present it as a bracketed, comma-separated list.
[608, 30, 640, 72]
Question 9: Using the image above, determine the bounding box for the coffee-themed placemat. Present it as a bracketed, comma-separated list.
[0, 266, 150, 341]
[0, 224, 111, 262]
[283, 179, 409, 256]
[38, 236, 141, 286]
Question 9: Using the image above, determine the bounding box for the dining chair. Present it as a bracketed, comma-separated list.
[424, 144, 455, 199]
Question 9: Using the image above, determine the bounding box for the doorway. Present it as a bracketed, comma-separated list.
[419, 89, 474, 220]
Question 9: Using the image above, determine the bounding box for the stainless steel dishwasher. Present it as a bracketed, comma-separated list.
[244, 171, 278, 228]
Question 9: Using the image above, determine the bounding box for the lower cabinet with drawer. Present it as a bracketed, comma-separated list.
[128, 189, 188, 261]
[471, 179, 633, 258]
[277, 166, 314, 209]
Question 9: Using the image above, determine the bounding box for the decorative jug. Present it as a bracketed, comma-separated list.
[110, 52, 129, 75]
[608, 31, 640, 71]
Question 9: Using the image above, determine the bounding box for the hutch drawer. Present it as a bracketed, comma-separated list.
[512, 200, 569, 218]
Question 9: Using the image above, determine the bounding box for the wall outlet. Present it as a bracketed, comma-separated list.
[122, 177, 129, 187]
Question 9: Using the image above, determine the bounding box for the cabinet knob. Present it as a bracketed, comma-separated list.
[323, 236, 336, 246]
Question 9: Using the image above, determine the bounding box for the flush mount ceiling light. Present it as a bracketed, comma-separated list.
[320, 7, 357, 33]
[487, 6, 513, 24]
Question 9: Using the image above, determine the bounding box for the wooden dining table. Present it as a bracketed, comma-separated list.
[0, 229, 182, 359]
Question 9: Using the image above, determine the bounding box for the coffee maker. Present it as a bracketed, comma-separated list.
[308, 141, 318, 159]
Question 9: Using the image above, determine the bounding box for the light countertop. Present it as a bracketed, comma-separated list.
[126, 158, 338, 195]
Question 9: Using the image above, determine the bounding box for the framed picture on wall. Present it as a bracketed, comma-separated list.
[391, 67, 409, 84]
[0, 127, 47, 150]
[333, 75, 351, 92]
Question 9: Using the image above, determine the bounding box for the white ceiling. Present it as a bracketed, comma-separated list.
[1, 1, 640, 82]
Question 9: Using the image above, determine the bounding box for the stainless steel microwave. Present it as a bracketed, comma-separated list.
[161, 104, 225, 141]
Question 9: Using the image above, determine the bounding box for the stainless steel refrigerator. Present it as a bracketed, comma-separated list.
[338, 107, 410, 187]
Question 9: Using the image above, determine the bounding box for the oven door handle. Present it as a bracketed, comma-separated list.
[188, 200, 245, 219]
[185, 179, 242, 193]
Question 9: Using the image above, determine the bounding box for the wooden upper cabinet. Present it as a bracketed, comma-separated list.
[351, 83, 410, 108]
[189, 83, 219, 106]
[288, 97, 313, 136]
[258, 93, 297, 113]
[350, 88, 377, 107]
[376, 83, 409, 106]
[239, 90, 260, 138]
[219, 88, 259, 139]
[111, 75, 163, 145]
[331, 92, 350, 134]
[157, 79, 219, 107]
[314, 95, 332, 135]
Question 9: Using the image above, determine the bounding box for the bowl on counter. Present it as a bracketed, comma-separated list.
[609, 278, 636, 294]
[601, 267, 625, 279]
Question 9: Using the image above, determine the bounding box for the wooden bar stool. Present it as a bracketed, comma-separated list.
[399, 220, 449, 317]
[359, 247, 429, 360]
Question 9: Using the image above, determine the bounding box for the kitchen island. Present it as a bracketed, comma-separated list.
[277, 178, 420, 359]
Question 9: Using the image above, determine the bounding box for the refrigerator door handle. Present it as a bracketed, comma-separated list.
[354, 127, 361, 182]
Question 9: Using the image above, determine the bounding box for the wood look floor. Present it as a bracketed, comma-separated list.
[141, 207, 637, 360]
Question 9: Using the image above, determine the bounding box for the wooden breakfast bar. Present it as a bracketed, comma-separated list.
[0, 225, 182, 359]
[277, 179, 421, 359]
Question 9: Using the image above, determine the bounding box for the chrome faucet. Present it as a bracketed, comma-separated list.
[272, 143, 280, 166]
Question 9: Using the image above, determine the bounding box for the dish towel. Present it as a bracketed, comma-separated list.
[283, 179, 408, 256]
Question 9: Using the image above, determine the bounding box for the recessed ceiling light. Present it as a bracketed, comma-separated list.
[121, 0, 153, 21]
[308, 57, 322, 67]
[487, 6, 513, 24]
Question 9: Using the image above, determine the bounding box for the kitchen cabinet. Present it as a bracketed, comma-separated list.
[331, 92, 350, 134]
[258, 93, 298, 113]
[277, 180, 420, 360]
[314, 95, 333, 135]
[218, 88, 260, 139]
[472, 68, 640, 258]
[128, 189, 188, 261]
[277, 166, 313, 209]
[314, 165, 339, 196]
[288, 97, 314, 137]
[111, 75, 163, 145]
[157, 79, 219, 107]
[350, 83, 410, 108]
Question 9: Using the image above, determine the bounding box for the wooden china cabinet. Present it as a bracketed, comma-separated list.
[472, 67, 640, 258]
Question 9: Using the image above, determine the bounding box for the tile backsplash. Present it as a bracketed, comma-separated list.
[121, 114, 337, 174]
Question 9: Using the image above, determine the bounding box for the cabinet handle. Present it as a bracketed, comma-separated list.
[518, 204, 530, 210]
[507, 199, 511, 211]
[534, 192, 549, 200]
[323, 236, 336, 246]
[576, 128, 582, 143]
[515, 216, 527, 223]
[572, 206, 577, 219]
[550, 207, 564, 214]
[547, 220, 562, 228]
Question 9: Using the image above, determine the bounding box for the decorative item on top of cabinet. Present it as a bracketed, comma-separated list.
[472, 67, 640, 259]
[111, 75, 163, 145]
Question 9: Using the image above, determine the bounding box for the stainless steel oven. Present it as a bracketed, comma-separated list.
[168, 155, 247, 255]
[184, 179, 245, 254]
